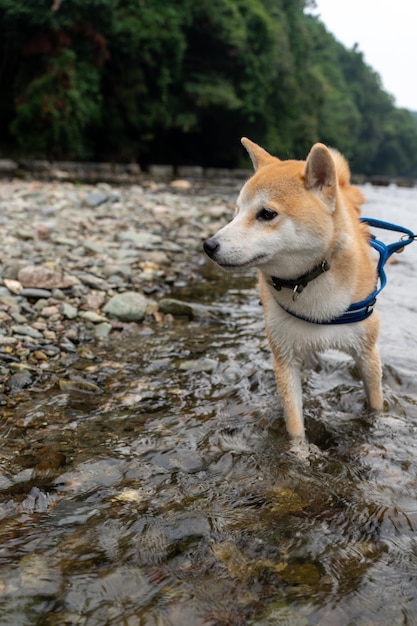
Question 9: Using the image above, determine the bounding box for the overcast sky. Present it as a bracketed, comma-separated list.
[310, 0, 417, 111]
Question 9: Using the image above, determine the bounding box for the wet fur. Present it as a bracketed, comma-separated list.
[204, 138, 383, 440]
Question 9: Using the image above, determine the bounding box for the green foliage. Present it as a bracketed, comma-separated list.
[11, 50, 101, 158]
[1, 0, 417, 175]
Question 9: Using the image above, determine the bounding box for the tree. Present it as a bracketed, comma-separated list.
[1, 0, 417, 176]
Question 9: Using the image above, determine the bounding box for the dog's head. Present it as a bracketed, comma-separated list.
[203, 138, 343, 278]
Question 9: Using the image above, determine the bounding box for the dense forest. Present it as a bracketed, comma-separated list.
[1, 0, 417, 176]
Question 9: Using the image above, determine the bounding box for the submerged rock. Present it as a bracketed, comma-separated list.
[158, 298, 194, 318]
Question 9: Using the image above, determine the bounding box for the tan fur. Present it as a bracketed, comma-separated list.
[204, 138, 383, 441]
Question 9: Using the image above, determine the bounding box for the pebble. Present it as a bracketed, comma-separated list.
[3, 278, 23, 294]
[0, 177, 238, 396]
[103, 291, 150, 322]
[83, 191, 111, 207]
[78, 311, 108, 323]
[158, 298, 194, 318]
[18, 265, 78, 289]
[7, 369, 33, 390]
[61, 303, 78, 319]
[94, 322, 112, 339]
[11, 324, 44, 339]
[20, 288, 53, 299]
[118, 230, 163, 248]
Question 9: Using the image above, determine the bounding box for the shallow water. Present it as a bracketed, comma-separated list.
[1, 184, 417, 625]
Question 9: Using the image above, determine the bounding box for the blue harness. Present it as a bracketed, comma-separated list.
[274, 218, 416, 325]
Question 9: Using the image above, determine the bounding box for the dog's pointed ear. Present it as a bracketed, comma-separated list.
[241, 137, 277, 171]
[304, 143, 337, 212]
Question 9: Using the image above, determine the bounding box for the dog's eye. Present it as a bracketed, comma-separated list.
[257, 208, 277, 221]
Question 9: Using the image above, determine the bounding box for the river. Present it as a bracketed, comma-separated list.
[1, 184, 417, 625]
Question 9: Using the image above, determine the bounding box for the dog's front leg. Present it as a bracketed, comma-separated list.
[354, 342, 383, 412]
[272, 355, 305, 439]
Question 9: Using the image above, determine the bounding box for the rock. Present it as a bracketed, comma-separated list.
[158, 298, 222, 320]
[61, 303, 78, 319]
[7, 369, 33, 390]
[78, 311, 108, 323]
[77, 272, 109, 290]
[94, 322, 112, 339]
[58, 378, 103, 395]
[39, 305, 60, 317]
[82, 240, 105, 254]
[11, 324, 44, 339]
[80, 291, 106, 310]
[83, 191, 110, 207]
[35, 447, 67, 472]
[158, 298, 194, 318]
[169, 179, 192, 190]
[103, 292, 150, 322]
[281, 563, 321, 585]
[179, 358, 217, 373]
[117, 230, 163, 248]
[34, 224, 52, 240]
[18, 265, 78, 290]
[250, 600, 310, 626]
[3, 278, 23, 294]
[11, 311, 27, 323]
[0, 336, 18, 346]
[20, 288, 53, 299]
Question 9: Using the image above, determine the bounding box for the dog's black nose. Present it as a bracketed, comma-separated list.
[203, 238, 219, 258]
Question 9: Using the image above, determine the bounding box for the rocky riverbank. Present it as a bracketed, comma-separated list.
[0, 177, 238, 399]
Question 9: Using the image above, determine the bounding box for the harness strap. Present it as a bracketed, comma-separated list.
[274, 217, 416, 325]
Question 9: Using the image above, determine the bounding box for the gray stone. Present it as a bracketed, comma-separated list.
[20, 288, 53, 299]
[11, 325, 43, 339]
[158, 298, 194, 318]
[103, 292, 150, 322]
[7, 369, 32, 391]
[94, 322, 112, 339]
[117, 230, 162, 248]
[10, 311, 27, 323]
[83, 191, 109, 207]
[78, 311, 108, 323]
[61, 303, 78, 319]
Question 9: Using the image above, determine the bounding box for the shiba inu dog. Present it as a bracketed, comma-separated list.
[203, 138, 383, 441]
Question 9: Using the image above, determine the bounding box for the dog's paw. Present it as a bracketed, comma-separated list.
[288, 438, 326, 464]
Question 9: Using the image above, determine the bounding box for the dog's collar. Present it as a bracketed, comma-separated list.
[270, 260, 330, 299]
[272, 217, 416, 325]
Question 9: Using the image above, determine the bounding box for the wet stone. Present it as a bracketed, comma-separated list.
[7, 369, 32, 390]
[158, 298, 194, 318]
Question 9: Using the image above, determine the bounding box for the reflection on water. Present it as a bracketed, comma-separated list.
[1, 185, 417, 625]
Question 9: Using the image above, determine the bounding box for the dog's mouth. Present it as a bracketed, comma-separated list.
[217, 254, 268, 269]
